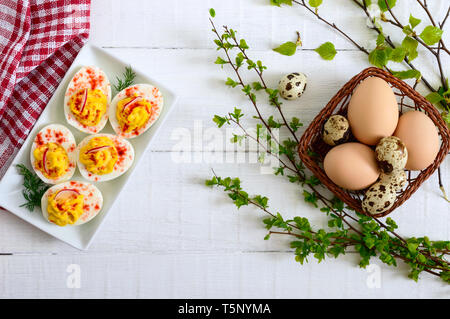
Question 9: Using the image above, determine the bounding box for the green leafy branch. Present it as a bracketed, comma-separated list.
[208, 9, 450, 283]
[206, 173, 450, 281]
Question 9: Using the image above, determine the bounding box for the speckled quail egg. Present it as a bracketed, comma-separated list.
[278, 72, 307, 100]
[322, 115, 351, 146]
[375, 136, 408, 174]
[379, 170, 407, 191]
[362, 182, 397, 215]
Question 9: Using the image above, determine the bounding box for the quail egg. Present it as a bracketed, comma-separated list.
[362, 182, 397, 215]
[322, 115, 351, 146]
[278, 72, 307, 100]
[375, 136, 408, 174]
[379, 170, 407, 191]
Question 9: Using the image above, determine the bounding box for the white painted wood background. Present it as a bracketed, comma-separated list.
[1, 0, 449, 298]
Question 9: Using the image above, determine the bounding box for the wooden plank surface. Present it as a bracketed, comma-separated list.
[0, 0, 449, 298]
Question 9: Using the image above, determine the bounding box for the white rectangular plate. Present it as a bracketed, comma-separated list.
[0, 43, 177, 250]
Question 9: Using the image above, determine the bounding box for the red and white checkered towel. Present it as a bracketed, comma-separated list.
[0, 0, 90, 178]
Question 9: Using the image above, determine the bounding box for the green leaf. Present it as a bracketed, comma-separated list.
[304, 175, 321, 186]
[209, 8, 215, 18]
[407, 242, 419, 254]
[270, 0, 293, 7]
[376, 33, 385, 46]
[378, 0, 396, 12]
[235, 52, 244, 68]
[239, 39, 249, 50]
[389, 47, 406, 62]
[230, 107, 244, 122]
[252, 82, 263, 91]
[425, 92, 445, 104]
[417, 254, 426, 263]
[402, 25, 414, 36]
[385, 217, 398, 230]
[214, 57, 228, 66]
[303, 190, 318, 207]
[289, 117, 303, 132]
[314, 42, 337, 60]
[391, 69, 421, 80]
[213, 115, 227, 128]
[225, 77, 238, 88]
[253, 195, 269, 209]
[419, 26, 443, 45]
[230, 134, 245, 145]
[368, 48, 388, 68]
[401, 37, 418, 61]
[309, 0, 322, 7]
[441, 271, 450, 283]
[409, 14, 421, 29]
[268, 116, 282, 128]
[273, 41, 298, 56]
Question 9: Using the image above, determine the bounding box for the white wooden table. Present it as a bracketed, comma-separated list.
[1, 0, 449, 298]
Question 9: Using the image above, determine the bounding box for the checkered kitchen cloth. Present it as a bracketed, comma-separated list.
[0, 0, 90, 178]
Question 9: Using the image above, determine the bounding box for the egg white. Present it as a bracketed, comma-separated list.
[41, 181, 103, 226]
[64, 66, 111, 134]
[30, 124, 77, 184]
[109, 84, 163, 139]
[77, 133, 134, 182]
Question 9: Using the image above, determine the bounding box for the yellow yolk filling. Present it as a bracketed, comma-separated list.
[80, 136, 118, 175]
[47, 191, 84, 226]
[69, 88, 107, 127]
[33, 142, 69, 179]
[116, 95, 151, 133]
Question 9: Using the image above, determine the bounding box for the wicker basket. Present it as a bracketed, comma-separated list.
[298, 67, 450, 217]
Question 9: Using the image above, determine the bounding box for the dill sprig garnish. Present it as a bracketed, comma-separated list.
[16, 164, 49, 212]
[113, 66, 136, 92]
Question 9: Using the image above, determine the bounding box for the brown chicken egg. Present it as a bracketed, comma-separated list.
[394, 110, 440, 170]
[323, 142, 380, 191]
[348, 77, 399, 145]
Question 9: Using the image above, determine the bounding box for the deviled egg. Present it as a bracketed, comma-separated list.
[41, 181, 103, 226]
[64, 66, 111, 134]
[30, 124, 77, 184]
[109, 84, 163, 138]
[77, 134, 134, 182]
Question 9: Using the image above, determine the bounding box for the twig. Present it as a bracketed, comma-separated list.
[440, 6, 450, 28]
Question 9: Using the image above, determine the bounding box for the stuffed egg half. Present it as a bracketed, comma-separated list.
[41, 181, 103, 227]
[64, 66, 111, 134]
[77, 134, 134, 182]
[109, 84, 163, 138]
[30, 124, 76, 184]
